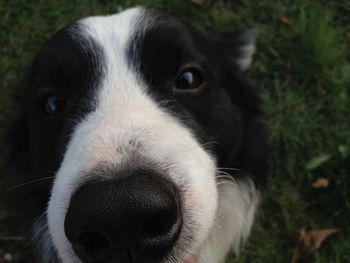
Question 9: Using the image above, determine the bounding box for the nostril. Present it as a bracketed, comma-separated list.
[75, 231, 109, 251]
[141, 210, 180, 237]
[138, 209, 182, 255]
[73, 231, 112, 262]
[142, 214, 169, 237]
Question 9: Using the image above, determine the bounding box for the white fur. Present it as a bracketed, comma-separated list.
[45, 7, 259, 263]
[197, 179, 260, 263]
[47, 6, 218, 262]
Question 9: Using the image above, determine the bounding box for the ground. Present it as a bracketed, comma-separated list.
[0, 0, 349, 262]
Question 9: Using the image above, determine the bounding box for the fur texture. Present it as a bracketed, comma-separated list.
[6, 6, 267, 263]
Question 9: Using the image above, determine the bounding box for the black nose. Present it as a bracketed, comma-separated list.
[64, 169, 182, 263]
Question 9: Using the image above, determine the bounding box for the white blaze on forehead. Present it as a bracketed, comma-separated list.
[47, 7, 145, 261]
[47, 6, 218, 262]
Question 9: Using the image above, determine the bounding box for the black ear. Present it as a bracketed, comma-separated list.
[235, 29, 257, 71]
[215, 29, 257, 71]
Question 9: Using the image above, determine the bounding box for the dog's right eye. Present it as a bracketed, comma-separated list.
[174, 68, 203, 91]
[43, 94, 66, 115]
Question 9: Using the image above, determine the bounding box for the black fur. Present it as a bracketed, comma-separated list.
[6, 7, 267, 261]
[129, 9, 268, 186]
[6, 23, 104, 228]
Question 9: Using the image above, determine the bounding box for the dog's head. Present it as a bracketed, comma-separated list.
[7, 7, 267, 263]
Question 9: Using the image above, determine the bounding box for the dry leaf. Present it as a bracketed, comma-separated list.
[312, 177, 329, 189]
[281, 16, 294, 26]
[291, 228, 341, 263]
[190, 0, 205, 6]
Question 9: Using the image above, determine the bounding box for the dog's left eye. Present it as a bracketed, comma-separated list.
[43, 94, 66, 115]
[175, 68, 203, 91]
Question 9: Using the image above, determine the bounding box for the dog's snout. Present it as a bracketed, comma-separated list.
[64, 169, 182, 262]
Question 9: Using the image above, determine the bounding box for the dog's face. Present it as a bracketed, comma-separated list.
[8, 7, 267, 263]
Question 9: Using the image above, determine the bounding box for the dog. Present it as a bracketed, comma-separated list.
[6, 6, 268, 263]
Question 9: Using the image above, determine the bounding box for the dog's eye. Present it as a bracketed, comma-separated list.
[43, 95, 65, 115]
[175, 68, 203, 91]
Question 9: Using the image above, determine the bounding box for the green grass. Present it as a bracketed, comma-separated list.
[1, 0, 349, 262]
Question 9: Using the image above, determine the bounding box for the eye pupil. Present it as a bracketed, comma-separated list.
[43, 95, 65, 115]
[175, 68, 202, 91]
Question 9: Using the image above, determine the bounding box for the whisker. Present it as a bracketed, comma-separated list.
[216, 178, 236, 186]
[5, 176, 55, 194]
[216, 180, 234, 187]
[201, 141, 221, 147]
[216, 170, 232, 177]
[31, 212, 47, 231]
[216, 170, 238, 187]
[32, 222, 48, 241]
[31, 213, 55, 261]
[216, 176, 233, 182]
[216, 170, 234, 178]
[217, 167, 241, 172]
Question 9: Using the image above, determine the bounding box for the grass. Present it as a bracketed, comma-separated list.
[0, 0, 349, 262]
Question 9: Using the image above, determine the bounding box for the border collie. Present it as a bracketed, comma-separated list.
[6, 6, 267, 263]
